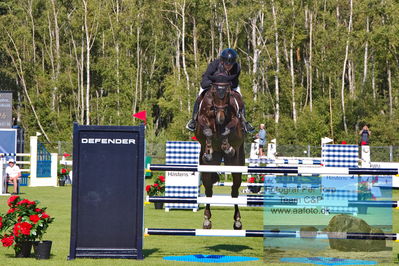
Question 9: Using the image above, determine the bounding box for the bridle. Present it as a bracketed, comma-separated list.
[210, 83, 231, 115]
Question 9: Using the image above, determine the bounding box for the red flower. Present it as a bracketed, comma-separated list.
[248, 177, 256, 183]
[13, 224, 19, 236]
[153, 183, 159, 187]
[29, 215, 40, 224]
[21, 222, 33, 235]
[61, 168, 68, 174]
[145, 185, 151, 192]
[7, 196, 20, 207]
[1, 235, 14, 247]
[159, 176, 165, 182]
[7, 208, 15, 214]
[17, 199, 35, 206]
[261, 177, 265, 182]
[41, 213, 50, 219]
[13, 222, 32, 236]
[35, 208, 43, 213]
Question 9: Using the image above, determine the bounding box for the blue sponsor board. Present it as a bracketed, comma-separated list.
[69, 123, 144, 260]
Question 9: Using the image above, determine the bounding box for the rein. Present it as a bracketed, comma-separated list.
[210, 83, 231, 112]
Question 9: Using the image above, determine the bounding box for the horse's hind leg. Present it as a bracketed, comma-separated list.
[231, 173, 241, 198]
[233, 205, 242, 230]
[202, 173, 213, 229]
[231, 172, 242, 229]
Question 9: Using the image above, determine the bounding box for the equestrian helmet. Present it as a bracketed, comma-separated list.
[220, 48, 238, 64]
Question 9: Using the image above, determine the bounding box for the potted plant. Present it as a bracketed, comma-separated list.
[58, 168, 69, 186]
[0, 196, 54, 259]
[247, 175, 264, 193]
[146, 175, 165, 209]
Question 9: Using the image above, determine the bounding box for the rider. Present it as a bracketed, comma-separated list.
[185, 48, 255, 133]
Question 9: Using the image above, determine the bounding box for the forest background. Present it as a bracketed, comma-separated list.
[1, 0, 399, 148]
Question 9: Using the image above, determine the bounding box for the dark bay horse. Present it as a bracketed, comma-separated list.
[195, 82, 246, 230]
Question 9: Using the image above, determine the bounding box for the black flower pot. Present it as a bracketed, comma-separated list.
[248, 185, 261, 193]
[33, 240, 52, 260]
[154, 202, 164, 209]
[15, 241, 32, 258]
[59, 180, 65, 186]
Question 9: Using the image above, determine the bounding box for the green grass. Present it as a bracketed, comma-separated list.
[0, 186, 396, 265]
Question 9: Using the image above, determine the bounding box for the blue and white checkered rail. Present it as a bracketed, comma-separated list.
[322, 144, 359, 168]
[0, 153, 17, 156]
[321, 144, 359, 214]
[166, 141, 201, 165]
[145, 228, 399, 239]
[150, 164, 398, 175]
[246, 158, 322, 165]
[165, 141, 201, 210]
[148, 196, 399, 208]
[0, 153, 30, 157]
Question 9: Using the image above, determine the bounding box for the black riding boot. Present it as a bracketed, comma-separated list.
[186, 98, 200, 132]
[240, 105, 255, 133]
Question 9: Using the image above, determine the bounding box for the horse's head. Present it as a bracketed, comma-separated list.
[210, 82, 231, 125]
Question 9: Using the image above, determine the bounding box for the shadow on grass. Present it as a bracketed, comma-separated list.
[5, 252, 57, 259]
[205, 244, 252, 252]
[143, 248, 159, 257]
[264, 248, 284, 254]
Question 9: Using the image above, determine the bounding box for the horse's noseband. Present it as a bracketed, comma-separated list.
[215, 85, 229, 99]
[209, 83, 231, 116]
[213, 104, 228, 112]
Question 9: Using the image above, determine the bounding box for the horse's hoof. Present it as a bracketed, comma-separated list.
[221, 127, 230, 136]
[224, 146, 235, 156]
[203, 153, 212, 162]
[203, 220, 212, 229]
[233, 221, 242, 230]
[203, 128, 213, 137]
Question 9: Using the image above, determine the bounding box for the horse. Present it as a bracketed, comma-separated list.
[194, 82, 246, 230]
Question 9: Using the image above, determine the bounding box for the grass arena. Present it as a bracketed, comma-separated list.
[0, 128, 398, 265]
[0, 186, 397, 265]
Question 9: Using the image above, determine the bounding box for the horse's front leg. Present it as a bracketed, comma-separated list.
[202, 128, 213, 162]
[221, 137, 235, 157]
[203, 204, 212, 229]
[221, 117, 239, 157]
[232, 173, 242, 229]
[202, 173, 213, 229]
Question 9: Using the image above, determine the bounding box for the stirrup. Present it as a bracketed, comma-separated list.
[186, 119, 196, 132]
[244, 122, 255, 134]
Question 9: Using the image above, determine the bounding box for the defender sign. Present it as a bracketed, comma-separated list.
[69, 123, 144, 260]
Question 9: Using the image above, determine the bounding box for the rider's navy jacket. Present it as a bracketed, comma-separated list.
[200, 58, 241, 90]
